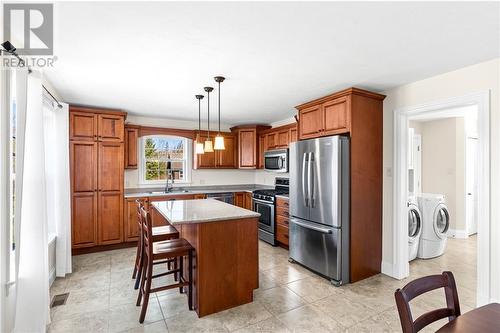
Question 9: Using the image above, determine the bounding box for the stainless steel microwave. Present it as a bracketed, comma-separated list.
[264, 149, 288, 172]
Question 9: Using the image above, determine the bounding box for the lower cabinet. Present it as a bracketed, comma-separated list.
[98, 191, 124, 245]
[72, 192, 98, 248]
[275, 196, 289, 247]
[234, 192, 253, 210]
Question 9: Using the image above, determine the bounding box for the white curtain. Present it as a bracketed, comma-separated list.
[43, 98, 71, 277]
[13, 72, 50, 332]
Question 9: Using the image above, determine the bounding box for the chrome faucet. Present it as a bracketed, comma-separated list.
[165, 169, 174, 193]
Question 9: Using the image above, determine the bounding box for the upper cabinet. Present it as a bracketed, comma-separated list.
[124, 125, 139, 169]
[193, 132, 237, 169]
[296, 87, 383, 141]
[70, 106, 126, 142]
[231, 125, 271, 169]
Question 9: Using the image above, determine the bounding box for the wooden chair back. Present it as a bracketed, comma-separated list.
[140, 205, 154, 260]
[395, 271, 461, 333]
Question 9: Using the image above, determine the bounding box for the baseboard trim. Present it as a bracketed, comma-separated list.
[448, 229, 468, 239]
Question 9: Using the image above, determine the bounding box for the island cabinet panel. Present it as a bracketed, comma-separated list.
[98, 114, 124, 142]
[70, 111, 97, 141]
[124, 198, 145, 241]
[295, 87, 385, 282]
[178, 218, 259, 317]
[70, 106, 126, 252]
[124, 125, 139, 169]
[98, 191, 123, 245]
[72, 192, 98, 248]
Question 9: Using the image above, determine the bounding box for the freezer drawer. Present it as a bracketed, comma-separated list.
[289, 217, 345, 284]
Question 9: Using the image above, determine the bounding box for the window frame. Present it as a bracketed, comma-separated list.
[138, 134, 192, 186]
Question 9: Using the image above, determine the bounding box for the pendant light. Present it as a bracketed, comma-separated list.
[214, 76, 226, 150]
[195, 94, 205, 154]
[203, 86, 214, 153]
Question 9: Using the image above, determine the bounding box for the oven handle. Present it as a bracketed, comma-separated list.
[252, 197, 274, 205]
[291, 218, 333, 234]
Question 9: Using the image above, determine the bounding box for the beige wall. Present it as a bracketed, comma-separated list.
[382, 58, 499, 301]
[413, 117, 466, 232]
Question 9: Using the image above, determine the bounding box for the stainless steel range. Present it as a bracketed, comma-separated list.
[252, 177, 289, 245]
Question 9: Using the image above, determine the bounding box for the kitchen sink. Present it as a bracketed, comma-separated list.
[147, 189, 191, 194]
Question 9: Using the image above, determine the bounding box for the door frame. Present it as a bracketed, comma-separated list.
[465, 136, 479, 236]
[392, 90, 490, 306]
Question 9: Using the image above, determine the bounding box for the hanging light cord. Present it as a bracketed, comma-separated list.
[198, 98, 201, 132]
[218, 81, 221, 134]
[207, 90, 210, 139]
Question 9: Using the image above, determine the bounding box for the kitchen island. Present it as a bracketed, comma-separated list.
[151, 199, 260, 317]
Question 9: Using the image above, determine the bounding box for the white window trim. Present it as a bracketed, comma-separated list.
[138, 135, 192, 186]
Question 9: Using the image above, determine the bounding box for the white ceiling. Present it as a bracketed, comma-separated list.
[44, 1, 499, 125]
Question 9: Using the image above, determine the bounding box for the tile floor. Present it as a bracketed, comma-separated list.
[49, 236, 476, 332]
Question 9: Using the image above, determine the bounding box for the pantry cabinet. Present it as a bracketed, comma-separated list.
[70, 106, 126, 250]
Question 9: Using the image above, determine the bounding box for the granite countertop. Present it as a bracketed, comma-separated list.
[152, 199, 261, 225]
[124, 184, 273, 198]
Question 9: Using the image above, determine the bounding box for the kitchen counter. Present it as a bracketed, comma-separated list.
[124, 184, 272, 198]
[151, 198, 259, 317]
[151, 199, 260, 224]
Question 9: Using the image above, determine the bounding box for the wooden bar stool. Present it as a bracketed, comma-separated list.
[136, 206, 194, 323]
[132, 199, 179, 290]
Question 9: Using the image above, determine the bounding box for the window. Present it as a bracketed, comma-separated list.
[140, 135, 191, 184]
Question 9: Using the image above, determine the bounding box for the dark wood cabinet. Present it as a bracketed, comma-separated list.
[124, 125, 139, 169]
[70, 106, 126, 251]
[244, 192, 253, 210]
[275, 196, 289, 247]
[258, 134, 266, 169]
[266, 132, 277, 150]
[295, 87, 385, 282]
[231, 125, 271, 169]
[289, 127, 298, 142]
[124, 197, 146, 242]
[193, 132, 237, 169]
[234, 192, 245, 208]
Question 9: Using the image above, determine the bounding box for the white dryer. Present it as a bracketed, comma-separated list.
[416, 193, 450, 259]
[408, 196, 422, 261]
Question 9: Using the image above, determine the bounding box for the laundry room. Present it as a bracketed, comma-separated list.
[406, 104, 479, 309]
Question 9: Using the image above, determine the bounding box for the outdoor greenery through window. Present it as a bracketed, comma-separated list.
[142, 135, 190, 183]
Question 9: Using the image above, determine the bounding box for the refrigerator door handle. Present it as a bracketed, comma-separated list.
[302, 153, 308, 207]
[309, 152, 315, 208]
[292, 219, 333, 234]
[307, 152, 313, 208]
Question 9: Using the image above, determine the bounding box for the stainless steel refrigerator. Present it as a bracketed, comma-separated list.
[289, 135, 350, 286]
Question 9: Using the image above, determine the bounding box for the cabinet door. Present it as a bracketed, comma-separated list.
[98, 114, 124, 142]
[258, 134, 266, 169]
[298, 105, 323, 139]
[266, 133, 276, 150]
[98, 191, 123, 244]
[238, 129, 257, 168]
[289, 127, 298, 143]
[70, 111, 97, 141]
[72, 192, 98, 248]
[124, 198, 145, 242]
[71, 141, 97, 193]
[193, 135, 216, 169]
[244, 192, 253, 210]
[98, 142, 124, 192]
[322, 96, 350, 135]
[217, 135, 236, 168]
[234, 192, 245, 208]
[124, 127, 138, 169]
[277, 129, 289, 148]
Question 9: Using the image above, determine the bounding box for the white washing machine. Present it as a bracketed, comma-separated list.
[408, 196, 422, 261]
[416, 193, 450, 259]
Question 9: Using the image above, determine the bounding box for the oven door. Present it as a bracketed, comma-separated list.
[253, 198, 275, 233]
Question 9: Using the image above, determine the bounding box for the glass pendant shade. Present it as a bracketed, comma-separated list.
[214, 134, 225, 150]
[195, 141, 205, 154]
[204, 140, 214, 153]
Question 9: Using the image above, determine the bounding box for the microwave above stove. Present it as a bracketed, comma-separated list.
[264, 149, 288, 173]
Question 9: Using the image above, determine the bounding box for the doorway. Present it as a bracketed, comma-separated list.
[392, 91, 490, 306]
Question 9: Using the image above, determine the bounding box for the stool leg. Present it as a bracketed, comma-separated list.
[179, 256, 184, 294]
[134, 245, 144, 290]
[173, 258, 178, 282]
[132, 241, 140, 279]
[188, 250, 193, 311]
[136, 253, 147, 306]
[139, 260, 153, 323]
